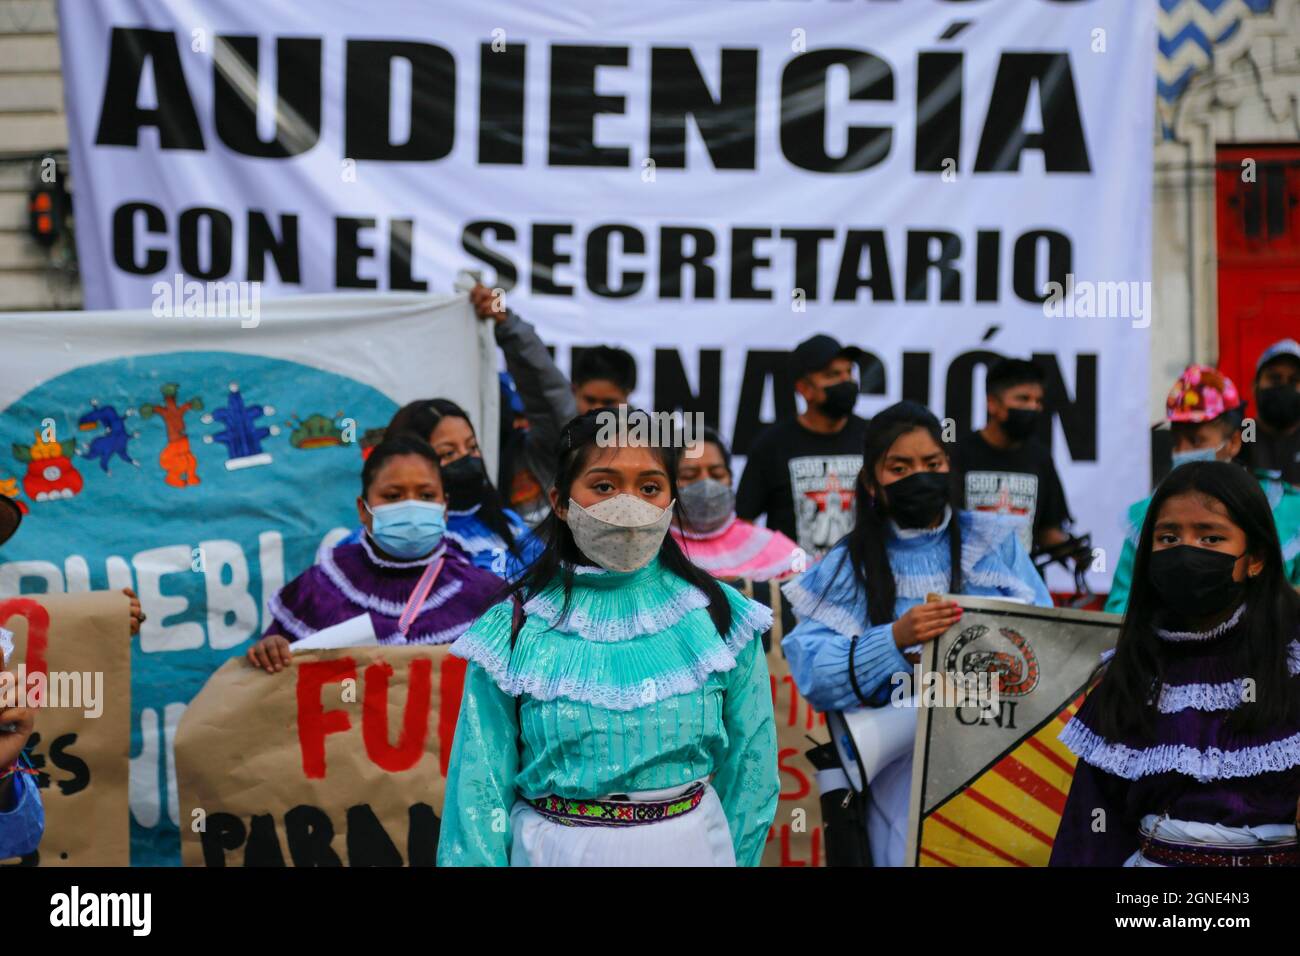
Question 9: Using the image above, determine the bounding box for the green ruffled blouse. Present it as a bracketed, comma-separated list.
[437, 557, 780, 867]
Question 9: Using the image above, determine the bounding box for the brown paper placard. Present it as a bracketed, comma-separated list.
[176, 643, 466, 867]
[0, 591, 132, 866]
[176, 608, 828, 866]
[761, 646, 829, 867]
[732, 576, 829, 868]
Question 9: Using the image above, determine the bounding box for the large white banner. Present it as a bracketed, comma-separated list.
[58, 0, 1155, 588]
[0, 292, 493, 864]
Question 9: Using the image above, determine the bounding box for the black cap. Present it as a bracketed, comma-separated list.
[0, 495, 21, 547]
[788, 334, 864, 382]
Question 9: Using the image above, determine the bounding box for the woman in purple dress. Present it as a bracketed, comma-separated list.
[246, 437, 501, 672]
[1051, 461, 1300, 866]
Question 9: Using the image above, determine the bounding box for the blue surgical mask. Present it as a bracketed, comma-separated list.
[365, 500, 446, 558]
[1171, 443, 1224, 470]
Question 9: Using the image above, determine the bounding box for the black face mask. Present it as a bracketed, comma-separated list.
[441, 454, 490, 508]
[1257, 385, 1300, 431]
[1002, 407, 1042, 442]
[1146, 545, 1246, 618]
[818, 381, 859, 420]
[881, 471, 951, 529]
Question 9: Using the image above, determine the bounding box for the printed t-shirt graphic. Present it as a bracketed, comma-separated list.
[790, 455, 861, 555]
[963, 471, 1039, 552]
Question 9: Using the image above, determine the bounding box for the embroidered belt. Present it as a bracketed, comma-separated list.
[1139, 832, 1300, 867]
[527, 783, 706, 828]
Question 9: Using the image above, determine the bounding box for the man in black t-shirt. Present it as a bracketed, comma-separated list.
[735, 334, 869, 558]
[951, 358, 1072, 555]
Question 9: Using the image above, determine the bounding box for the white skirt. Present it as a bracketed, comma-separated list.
[1124, 816, 1298, 867]
[509, 781, 736, 867]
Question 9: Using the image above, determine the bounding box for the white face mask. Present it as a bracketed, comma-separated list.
[565, 494, 674, 572]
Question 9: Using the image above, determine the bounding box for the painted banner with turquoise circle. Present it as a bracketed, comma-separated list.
[0, 350, 397, 864]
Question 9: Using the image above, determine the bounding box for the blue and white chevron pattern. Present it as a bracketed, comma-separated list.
[1158, 0, 1275, 136]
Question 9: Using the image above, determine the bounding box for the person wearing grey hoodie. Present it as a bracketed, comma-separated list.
[470, 283, 578, 526]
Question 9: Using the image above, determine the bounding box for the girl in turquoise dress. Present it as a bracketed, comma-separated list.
[438, 410, 779, 866]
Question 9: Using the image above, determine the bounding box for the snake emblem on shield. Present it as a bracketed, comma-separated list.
[944, 623, 1040, 698]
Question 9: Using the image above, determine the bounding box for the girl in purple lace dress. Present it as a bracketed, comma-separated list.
[246, 437, 500, 672]
[1051, 461, 1300, 866]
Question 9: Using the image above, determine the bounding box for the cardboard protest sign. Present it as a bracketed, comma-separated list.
[763, 648, 829, 867]
[742, 578, 829, 868]
[176, 644, 466, 866]
[0, 591, 132, 866]
[905, 597, 1119, 867]
[179, 580, 831, 868]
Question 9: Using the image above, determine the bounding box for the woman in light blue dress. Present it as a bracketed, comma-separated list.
[782, 401, 1052, 866]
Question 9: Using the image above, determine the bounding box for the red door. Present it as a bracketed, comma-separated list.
[1216, 145, 1300, 407]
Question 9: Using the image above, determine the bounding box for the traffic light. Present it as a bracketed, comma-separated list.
[28, 154, 68, 247]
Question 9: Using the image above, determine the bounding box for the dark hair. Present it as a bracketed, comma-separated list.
[1090, 460, 1300, 738]
[384, 398, 522, 557]
[361, 437, 442, 496]
[573, 346, 636, 393]
[986, 358, 1045, 398]
[675, 424, 732, 475]
[506, 409, 734, 637]
[387, 398, 463, 445]
[826, 401, 963, 626]
[1171, 409, 1245, 443]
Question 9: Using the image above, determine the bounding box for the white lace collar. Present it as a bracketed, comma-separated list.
[1155, 603, 1246, 643]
